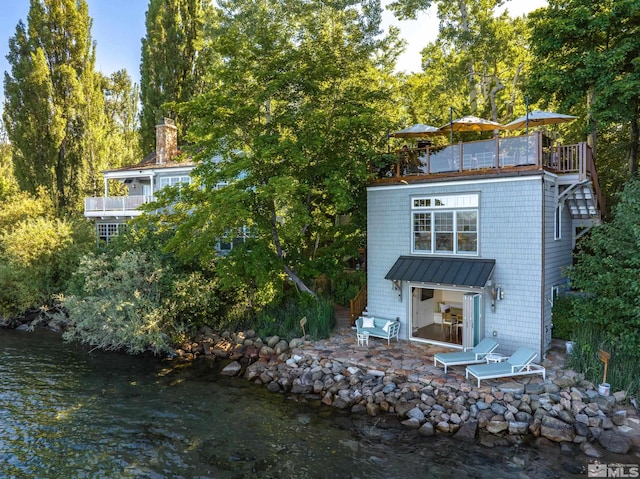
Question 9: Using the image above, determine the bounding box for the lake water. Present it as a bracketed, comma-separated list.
[0, 330, 620, 478]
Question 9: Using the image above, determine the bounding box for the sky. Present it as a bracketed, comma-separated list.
[0, 0, 548, 92]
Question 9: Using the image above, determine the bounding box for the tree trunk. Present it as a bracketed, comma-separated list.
[489, 76, 505, 122]
[508, 63, 524, 119]
[629, 102, 639, 175]
[270, 208, 318, 298]
[457, 0, 477, 112]
[586, 88, 597, 152]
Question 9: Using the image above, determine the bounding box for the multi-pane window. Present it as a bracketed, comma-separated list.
[159, 176, 192, 189]
[412, 194, 478, 255]
[413, 213, 431, 251]
[554, 205, 562, 240]
[216, 227, 251, 255]
[97, 223, 127, 244]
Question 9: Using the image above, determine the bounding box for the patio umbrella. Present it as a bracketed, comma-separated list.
[390, 123, 443, 138]
[439, 115, 504, 144]
[441, 115, 504, 133]
[503, 110, 578, 131]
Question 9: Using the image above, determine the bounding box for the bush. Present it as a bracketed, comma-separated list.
[330, 270, 366, 306]
[551, 294, 577, 340]
[254, 294, 335, 340]
[0, 212, 94, 316]
[62, 251, 175, 355]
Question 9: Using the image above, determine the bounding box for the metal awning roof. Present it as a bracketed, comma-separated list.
[385, 256, 495, 288]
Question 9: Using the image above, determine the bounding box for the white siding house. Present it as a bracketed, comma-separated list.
[84, 118, 196, 243]
[365, 132, 602, 359]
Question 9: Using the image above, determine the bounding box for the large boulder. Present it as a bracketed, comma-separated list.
[540, 416, 575, 442]
[454, 420, 478, 442]
[220, 361, 242, 376]
[598, 430, 631, 454]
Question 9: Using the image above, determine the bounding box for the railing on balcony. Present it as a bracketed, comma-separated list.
[84, 195, 155, 215]
[371, 131, 605, 217]
[371, 131, 602, 178]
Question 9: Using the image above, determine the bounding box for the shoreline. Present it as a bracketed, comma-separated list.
[5, 313, 640, 461]
[176, 326, 640, 460]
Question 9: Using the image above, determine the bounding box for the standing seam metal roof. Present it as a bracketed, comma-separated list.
[385, 256, 495, 288]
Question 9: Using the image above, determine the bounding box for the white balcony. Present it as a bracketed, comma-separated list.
[84, 195, 155, 218]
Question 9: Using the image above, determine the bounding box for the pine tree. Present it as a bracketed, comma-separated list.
[3, 0, 108, 213]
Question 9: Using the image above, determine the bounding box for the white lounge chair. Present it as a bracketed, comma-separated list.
[433, 338, 499, 373]
[465, 347, 546, 387]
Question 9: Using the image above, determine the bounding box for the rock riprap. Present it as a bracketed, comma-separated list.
[173, 328, 640, 457]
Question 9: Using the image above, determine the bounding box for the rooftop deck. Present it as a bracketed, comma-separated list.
[371, 131, 604, 216]
[374, 132, 589, 179]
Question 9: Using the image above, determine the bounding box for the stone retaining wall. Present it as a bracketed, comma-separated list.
[6, 315, 638, 459]
[176, 329, 639, 459]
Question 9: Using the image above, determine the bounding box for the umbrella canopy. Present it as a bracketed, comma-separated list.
[503, 110, 578, 130]
[390, 123, 443, 138]
[440, 115, 504, 133]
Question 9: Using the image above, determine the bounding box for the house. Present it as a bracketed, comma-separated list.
[365, 131, 603, 358]
[84, 118, 195, 243]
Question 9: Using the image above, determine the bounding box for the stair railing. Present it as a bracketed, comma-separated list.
[349, 283, 367, 326]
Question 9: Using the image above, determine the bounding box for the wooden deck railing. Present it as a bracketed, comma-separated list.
[349, 283, 367, 326]
[372, 132, 605, 215]
[372, 131, 601, 179]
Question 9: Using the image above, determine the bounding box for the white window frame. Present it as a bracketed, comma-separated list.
[411, 194, 479, 255]
[550, 284, 561, 308]
[97, 223, 127, 244]
[159, 175, 192, 189]
[216, 226, 251, 255]
[554, 204, 562, 240]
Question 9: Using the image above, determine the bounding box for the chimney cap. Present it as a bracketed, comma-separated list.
[157, 117, 176, 128]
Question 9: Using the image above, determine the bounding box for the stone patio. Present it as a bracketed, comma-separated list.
[293, 324, 568, 387]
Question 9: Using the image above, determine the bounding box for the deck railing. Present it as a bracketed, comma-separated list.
[374, 132, 543, 178]
[84, 195, 155, 215]
[372, 131, 605, 216]
[372, 131, 606, 178]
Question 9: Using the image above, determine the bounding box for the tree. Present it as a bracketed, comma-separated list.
[388, 0, 530, 123]
[139, 0, 212, 153]
[568, 177, 640, 349]
[3, 0, 109, 213]
[528, 0, 640, 176]
[102, 70, 142, 169]
[0, 120, 18, 201]
[151, 0, 399, 305]
[0, 189, 95, 316]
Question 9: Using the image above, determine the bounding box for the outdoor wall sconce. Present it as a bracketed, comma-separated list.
[391, 279, 402, 300]
[487, 280, 503, 313]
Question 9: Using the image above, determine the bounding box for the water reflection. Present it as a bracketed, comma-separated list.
[0, 330, 617, 478]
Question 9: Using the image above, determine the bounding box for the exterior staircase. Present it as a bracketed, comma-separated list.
[334, 304, 352, 331]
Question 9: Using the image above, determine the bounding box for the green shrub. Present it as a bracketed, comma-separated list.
[254, 294, 335, 340]
[0, 215, 94, 316]
[169, 270, 220, 330]
[551, 294, 577, 340]
[62, 251, 175, 355]
[330, 270, 366, 306]
[568, 324, 639, 398]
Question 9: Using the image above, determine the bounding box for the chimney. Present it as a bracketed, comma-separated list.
[155, 118, 178, 164]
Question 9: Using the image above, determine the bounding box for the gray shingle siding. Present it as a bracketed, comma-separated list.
[367, 174, 569, 357]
